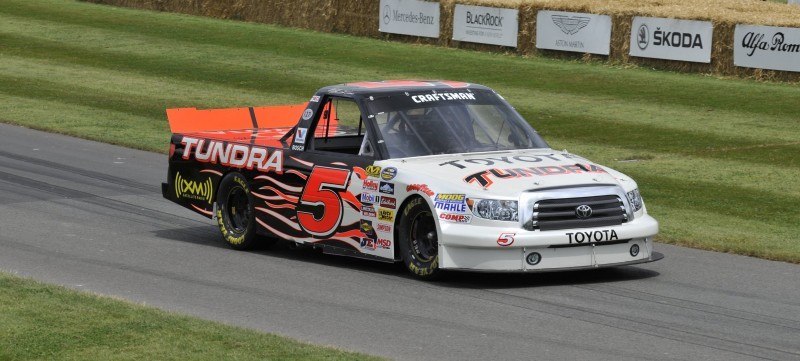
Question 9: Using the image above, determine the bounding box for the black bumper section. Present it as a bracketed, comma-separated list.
[161, 182, 168, 199]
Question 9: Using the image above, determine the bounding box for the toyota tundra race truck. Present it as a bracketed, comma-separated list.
[162, 80, 662, 279]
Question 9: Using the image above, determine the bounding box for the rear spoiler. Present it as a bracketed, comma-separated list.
[166, 104, 307, 133]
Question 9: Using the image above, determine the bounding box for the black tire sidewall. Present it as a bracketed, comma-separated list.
[216, 172, 257, 250]
[398, 197, 440, 279]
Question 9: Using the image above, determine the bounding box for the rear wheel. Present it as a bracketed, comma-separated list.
[397, 197, 441, 280]
[216, 172, 261, 250]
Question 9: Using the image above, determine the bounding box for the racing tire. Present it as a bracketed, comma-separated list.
[215, 172, 261, 250]
[397, 197, 441, 280]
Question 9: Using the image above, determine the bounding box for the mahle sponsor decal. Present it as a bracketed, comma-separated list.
[175, 172, 213, 203]
[434, 193, 467, 212]
[365, 165, 382, 178]
[180, 137, 283, 173]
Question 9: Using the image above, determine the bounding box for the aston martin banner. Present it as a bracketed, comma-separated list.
[535, 10, 612, 55]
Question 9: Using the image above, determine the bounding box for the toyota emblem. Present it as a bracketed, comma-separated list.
[575, 204, 593, 219]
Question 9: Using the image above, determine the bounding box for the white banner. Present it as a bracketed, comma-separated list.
[452, 4, 518, 47]
[379, 0, 440, 38]
[535, 10, 612, 55]
[734, 24, 800, 72]
[629, 17, 713, 63]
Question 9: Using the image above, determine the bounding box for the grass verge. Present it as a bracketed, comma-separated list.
[0, 0, 798, 263]
[0, 272, 382, 361]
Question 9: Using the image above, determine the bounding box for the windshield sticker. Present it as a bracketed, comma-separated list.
[465, 164, 606, 188]
[411, 92, 476, 103]
[294, 127, 308, 144]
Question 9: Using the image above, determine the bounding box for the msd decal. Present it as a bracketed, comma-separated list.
[181, 137, 283, 173]
[465, 164, 606, 188]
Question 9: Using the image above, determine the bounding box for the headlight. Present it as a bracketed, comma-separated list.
[468, 198, 518, 222]
[626, 188, 643, 212]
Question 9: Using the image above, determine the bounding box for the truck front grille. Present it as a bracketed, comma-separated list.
[525, 195, 627, 231]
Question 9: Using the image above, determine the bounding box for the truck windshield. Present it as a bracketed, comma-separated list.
[365, 89, 548, 158]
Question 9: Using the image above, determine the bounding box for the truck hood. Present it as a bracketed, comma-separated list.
[388, 149, 627, 198]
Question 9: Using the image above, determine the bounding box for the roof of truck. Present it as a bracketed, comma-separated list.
[318, 80, 491, 95]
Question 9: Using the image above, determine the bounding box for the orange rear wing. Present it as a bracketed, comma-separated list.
[166, 104, 308, 133]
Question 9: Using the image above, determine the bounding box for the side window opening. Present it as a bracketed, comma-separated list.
[311, 97, 372, 157]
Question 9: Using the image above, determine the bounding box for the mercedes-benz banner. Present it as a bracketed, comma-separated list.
[629, 17, 713, 63]
[379, 0, 440, 38]
[452, 4, 518, 47]
[536, 10, 612, 55]
[734, 24, 800, 73]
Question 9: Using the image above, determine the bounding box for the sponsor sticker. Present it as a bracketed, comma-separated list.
[360, 219, 377, 238]
[379, 196, 397, 209]
[439, 213, 472, 223]
[380, 167, 397, 180]
[361, 193, 380, 204]
[378, 208, 395, 222]
[360, 238, 377, 250]
[310, 95, 320, 102]
[406, 184, 434, 196]
[291, 144, 305, 151]
[362, 204, 377, 218]
[294, 127, 308, 144]
[379, 182, 395, 195]
[410, 92, 477, 104]
[365, 165, 382, 178]
[175, 172, 213, 204]
[497, 232, 515, 247]
[376, 238, 392, 249]
[566, 229, 618, 244]
[376, 223, 392, 233]
[302, 108, 314, 120]
[180, 137, 283, 173]
[363, 179, 379, 191]
[434, 194, 467, 213]
[464, 164, 606, 188]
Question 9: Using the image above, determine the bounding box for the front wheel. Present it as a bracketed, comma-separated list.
[397, 197, 441, 280]
[215, 172, 259, 250]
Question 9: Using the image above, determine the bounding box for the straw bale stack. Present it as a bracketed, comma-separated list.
[83, 0, 800, 80]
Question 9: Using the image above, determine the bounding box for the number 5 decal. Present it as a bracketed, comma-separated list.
[297, 166, 352, 237]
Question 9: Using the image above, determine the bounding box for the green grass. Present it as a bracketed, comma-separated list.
[0, 0, 799, 263]
[0, 272, 382, 361]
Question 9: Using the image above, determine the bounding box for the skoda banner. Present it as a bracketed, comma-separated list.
[630, 17, 713, 63]
[734, 24, 800, 73]
[452, 4, 518, 47]
[379, 0, 440, 38]
[535, 10, 612, 55]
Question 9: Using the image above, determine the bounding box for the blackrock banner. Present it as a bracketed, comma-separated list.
[379, 0, 440, 38]
[452, 4, 518, 47]
[629, 17, 713, 63]
[535, 10, 612, 55]
[734, 25, 800, 73]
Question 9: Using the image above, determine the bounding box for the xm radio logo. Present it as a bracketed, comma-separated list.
[175, 173, 213, 204]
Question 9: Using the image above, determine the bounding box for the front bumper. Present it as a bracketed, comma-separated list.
[438, 215, 660, 271]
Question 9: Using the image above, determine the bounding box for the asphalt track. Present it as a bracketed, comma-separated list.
[0, 123, 798, 361]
